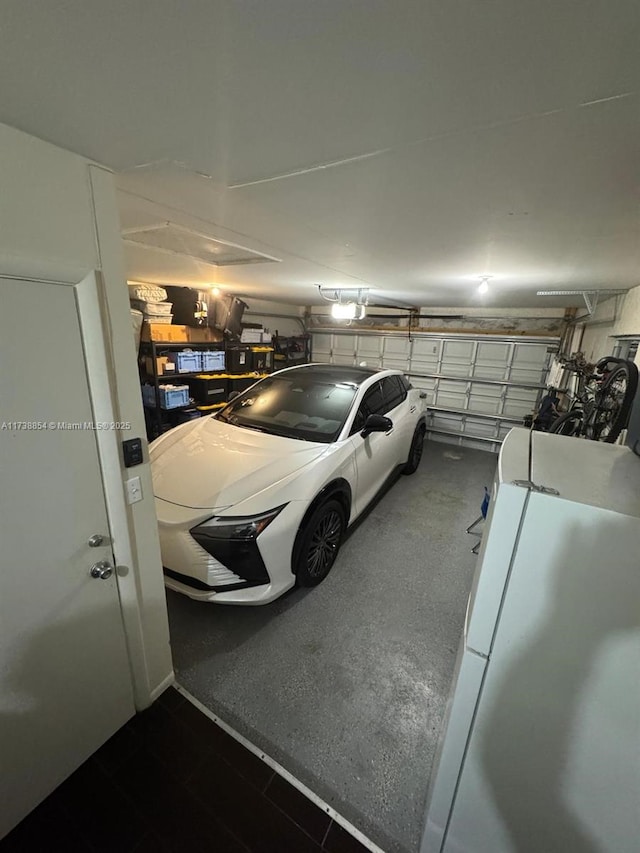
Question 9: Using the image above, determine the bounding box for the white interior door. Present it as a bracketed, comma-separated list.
[0, 277, 135, 838]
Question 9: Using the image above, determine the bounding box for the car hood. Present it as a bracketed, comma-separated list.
[150, 416, 329, 509]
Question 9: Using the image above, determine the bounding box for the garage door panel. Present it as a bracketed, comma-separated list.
[410, 338, 440, 373]
[473, 365, 509, 380]
[382, 337, 411, 371]
[510, 345, 551, 383]
[430, 413, 464, 434]
[312, 330, 555, 448]
[441, 341, 475, 376]
[468, 392, 502, 415]
[434, 389, 468, 410]
[410, 376, 436, 393]
[332, 335, 357, 365]
[503, 388, 539, 418]
[465, 418, 501, 439]
[311, 334, 332, 363]
[356, 336, 383, 367]
[473, 342, 511, 381]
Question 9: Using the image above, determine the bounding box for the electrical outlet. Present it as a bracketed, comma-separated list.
[125, 476, 143, 504]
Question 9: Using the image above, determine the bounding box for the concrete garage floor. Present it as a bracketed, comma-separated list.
[167, 441, 498, 853]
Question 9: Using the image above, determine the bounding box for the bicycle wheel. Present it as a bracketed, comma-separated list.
[589, 361, 639, 442]
[550, 410, 583, 437]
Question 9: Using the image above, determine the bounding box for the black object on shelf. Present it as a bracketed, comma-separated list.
[213, 294, 248, 339]
[163, 286, 211, 327]
[229, 376, 261, 396]
[272, 334, 312, 367]
[187, 376, 228, 405]
[226, 344, 275, 374]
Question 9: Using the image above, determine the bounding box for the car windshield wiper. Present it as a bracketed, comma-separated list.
[233, 422, 270, 434]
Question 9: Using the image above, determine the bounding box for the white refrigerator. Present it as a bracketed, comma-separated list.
[421, 428, 640, 853]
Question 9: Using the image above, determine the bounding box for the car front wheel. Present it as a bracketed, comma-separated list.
[294, 499, 345, 587]
[402, 424, 425, 474]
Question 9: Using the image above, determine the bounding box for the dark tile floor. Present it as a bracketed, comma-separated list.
[1, 687, 371, 853]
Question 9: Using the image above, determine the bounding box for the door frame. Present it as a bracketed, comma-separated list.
[0, 267, 171, 706]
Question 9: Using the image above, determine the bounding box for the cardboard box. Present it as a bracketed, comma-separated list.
[144, 356, 176, 376]
[187, 327, 224, 343]
[141, 322, 189, 342]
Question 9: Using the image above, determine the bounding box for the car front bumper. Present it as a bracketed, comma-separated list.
[155, 497, 307, 605]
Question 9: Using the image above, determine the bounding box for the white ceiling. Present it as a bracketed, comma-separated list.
[1, 0, 639, 307]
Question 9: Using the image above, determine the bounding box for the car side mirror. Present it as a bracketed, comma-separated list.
[361, 414, 393, 438]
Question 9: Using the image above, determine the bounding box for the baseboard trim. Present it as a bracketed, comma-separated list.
[148, 671, 176, 705]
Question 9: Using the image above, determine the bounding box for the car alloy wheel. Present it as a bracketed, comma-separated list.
[295, 499, 345, 587]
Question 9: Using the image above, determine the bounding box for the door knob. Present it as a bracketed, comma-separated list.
[88, 534, 105, 547]
[90, 560, 113, 580]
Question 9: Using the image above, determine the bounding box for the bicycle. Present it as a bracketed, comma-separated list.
[550, 355, 639, 443]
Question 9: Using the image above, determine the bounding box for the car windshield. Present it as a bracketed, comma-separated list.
[216, 373, 359, 442]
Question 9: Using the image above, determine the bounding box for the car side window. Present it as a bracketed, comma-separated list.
[349, 382, 385, 435]
[381, 375, 406, 413]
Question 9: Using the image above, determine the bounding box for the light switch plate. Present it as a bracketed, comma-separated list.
[125, 476, 143, 504]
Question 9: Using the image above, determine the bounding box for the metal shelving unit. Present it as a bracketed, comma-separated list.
[139, 340, 227, 440]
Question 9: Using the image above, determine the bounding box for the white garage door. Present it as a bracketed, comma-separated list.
[311, 331, 558, 450]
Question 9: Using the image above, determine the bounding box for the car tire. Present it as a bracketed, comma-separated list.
[402, 424, 425, 475]
[294, 499, 345, 587]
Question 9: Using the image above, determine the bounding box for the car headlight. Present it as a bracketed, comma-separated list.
[191, 505, 287, 541]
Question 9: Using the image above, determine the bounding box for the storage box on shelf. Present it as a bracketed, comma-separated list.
[141, 322, 224, 344]
[272, 334, 311, 367]
[228, 374, 266, 396]
[201, 350, 226, 372]
[226, 345, 274, 374]
[142, 383, 190, 410]
[168, 351, 202, 374]
[187, 375, 228, 405]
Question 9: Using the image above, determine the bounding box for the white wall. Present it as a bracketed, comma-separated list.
[579, 287, 640, 366]
[241, 296, 305, 338]
[0, 122, 172, 707]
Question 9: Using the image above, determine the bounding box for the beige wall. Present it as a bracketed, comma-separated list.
[580, 287, 640, 365]
[0, 122, 173, 707]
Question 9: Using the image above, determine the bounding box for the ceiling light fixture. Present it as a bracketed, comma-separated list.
[210, 286, 221, 297]
[318, 285, 369, 321]
[478, 276, 491, 295]
[331, 302, 366, 321]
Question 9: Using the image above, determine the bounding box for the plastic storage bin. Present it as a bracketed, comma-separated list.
[250, 346, 274, 372]
[169, 351, 202, 373]
[187, 376, 228, 405]
[201, 350, 226, 372]
[228, 375, 261, 396]
[226, 346, 252, 374]
[158, 385, 190, 409]
[144, 383, 190, 409]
